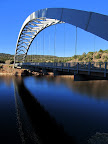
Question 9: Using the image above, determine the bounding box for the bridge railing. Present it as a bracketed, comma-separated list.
[14, 62, 108, 78]
[74, 62, 108, 71]
[15, 62, 108, 72]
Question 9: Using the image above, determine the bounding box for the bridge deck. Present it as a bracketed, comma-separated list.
[15, 62, 108, 78]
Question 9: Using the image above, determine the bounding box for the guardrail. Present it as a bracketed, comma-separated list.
[15, 62, 108, 77]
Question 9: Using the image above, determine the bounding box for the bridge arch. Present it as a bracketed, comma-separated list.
[15, 8, 108, 63]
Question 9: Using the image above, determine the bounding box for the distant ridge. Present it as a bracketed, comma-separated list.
[0, 49, 108, 63]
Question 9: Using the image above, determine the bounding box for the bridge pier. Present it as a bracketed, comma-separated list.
[53, 70, 59, 76]
[42, 68, 48, 75]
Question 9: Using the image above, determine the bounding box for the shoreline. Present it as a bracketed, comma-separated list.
[0, 73, 14, 75]
[0, 64, 31, 76]
[0, 64, 75, 78]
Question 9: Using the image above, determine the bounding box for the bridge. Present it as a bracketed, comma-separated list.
[14, 8, 108, 80]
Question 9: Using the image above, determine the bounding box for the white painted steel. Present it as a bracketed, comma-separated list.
[15, 8, 108, 63]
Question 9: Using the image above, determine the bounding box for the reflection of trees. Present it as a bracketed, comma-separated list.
[0, 76, 12, 87]
[68, 80, 108, 99]
[34, 76, 108, 100]
[62, 79, 108, 99]
[14, 77, 76, 144]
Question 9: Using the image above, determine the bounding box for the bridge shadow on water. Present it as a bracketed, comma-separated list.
[14, 77, 76, 144]
[1, 75, 108, 143]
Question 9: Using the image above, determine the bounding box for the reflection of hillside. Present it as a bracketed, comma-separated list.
[68, 80, 108, 99]
[34, 76, 108, 99]
[0, 76, 12, 87]
[55, 77, 108, 99]
[14, 77, 76, 144]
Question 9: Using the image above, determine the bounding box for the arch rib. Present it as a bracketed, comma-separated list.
[15, 8, 108, 63]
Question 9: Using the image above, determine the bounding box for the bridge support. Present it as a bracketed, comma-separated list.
[53, 70, 59, 76]
[42, 68, 48, 75]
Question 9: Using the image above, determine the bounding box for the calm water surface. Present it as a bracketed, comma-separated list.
[0, 75, 108, 144]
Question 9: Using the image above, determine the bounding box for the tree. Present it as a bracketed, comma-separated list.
[99, 49, 103, 53]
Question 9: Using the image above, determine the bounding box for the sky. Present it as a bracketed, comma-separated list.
[0, 0, 108, 56]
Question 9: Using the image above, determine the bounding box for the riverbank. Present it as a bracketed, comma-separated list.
[0, 64, 75, 77]
[0, 64, 74, 79]
[0, 64, 31, 76]
[0, 64, 54, 76]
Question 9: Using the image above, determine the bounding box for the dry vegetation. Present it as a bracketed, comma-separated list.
[0, 64, 29, 75]
[25, 49, 108, 63]
[68, 49, 108, 63]
[0, 49, 108, 64]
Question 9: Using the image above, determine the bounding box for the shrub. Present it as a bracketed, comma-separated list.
[88, 52, 94, 55]
[5, 60, 11, 64]
[10, 60, 14, 64]
[104, 59, 107, 62]
[95, 53, 101, 59]
[98, 60, 103, 63]
[0, 65, 3, 69]
[82, 52, 86, 56]
[103, 50, 108, 53]
[78, 56, 84, 61]
[99, 49, 103, 53]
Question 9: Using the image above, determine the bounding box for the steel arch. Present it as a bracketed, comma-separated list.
[15, 8, 108, 63]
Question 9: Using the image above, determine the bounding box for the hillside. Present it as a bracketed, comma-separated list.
[0, 53, 14, 63]
[14, 49, 108, 63]
[0, 49, 108, 63]
[71, 49, 108, 63]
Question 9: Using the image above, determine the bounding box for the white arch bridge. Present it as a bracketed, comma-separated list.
[15, 8, 108, 80]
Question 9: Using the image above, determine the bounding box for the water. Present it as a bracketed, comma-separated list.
[0, 76, 108, 144]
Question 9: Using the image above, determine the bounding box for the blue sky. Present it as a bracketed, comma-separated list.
[0, 0, 108, 56]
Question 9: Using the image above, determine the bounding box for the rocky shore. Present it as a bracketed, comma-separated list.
[0, 64, 32, 76]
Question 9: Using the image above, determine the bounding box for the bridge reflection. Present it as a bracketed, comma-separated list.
[34, 75, 108, 99]
[13, 77, 76, 144]
[0, 75, 108, 100]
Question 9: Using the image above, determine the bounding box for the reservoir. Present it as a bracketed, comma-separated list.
[0, 75, 108, 144]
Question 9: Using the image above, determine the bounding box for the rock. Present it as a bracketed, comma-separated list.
[88, 132, 108, 144]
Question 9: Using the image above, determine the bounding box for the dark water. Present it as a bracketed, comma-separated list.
[0, 76, 108, 144]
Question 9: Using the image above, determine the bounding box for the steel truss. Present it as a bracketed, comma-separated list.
[15, 18, 63, 63]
